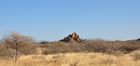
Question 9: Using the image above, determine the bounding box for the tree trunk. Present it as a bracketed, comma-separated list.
[15, 42, 18, 62]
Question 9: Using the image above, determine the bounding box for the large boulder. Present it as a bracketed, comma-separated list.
[137, 38, 140, 41]
[60, 32, 81, 42]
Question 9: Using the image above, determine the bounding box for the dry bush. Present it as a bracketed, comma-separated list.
[2, 32, 33, 49]
[37, 39, 140, 55]
[42, 42, 85, 54]
[84, 39, 140, 54]
[130, 50, 140, 61]
[18, 43, 38, 55]
[0, 33, 140, 57]
[42, 42, 66, 54]
[0, 44, 16, 59]
[84, 39, 107, 52]
[0, 32, 35, 61]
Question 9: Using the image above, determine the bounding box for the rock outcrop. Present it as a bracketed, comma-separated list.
[137, 38, 140, 41]
[60, 32, 81, 42]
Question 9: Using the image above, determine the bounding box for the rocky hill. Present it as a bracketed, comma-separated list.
[60, 32, 81, 42]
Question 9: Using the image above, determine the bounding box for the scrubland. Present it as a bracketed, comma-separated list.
[0, 33, 140, 66]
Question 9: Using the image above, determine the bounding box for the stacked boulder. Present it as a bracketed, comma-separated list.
[60, 32, 81, 42]
[137, 38, 140, 41]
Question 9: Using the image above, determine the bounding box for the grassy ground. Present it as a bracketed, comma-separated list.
[0, 51, 140, 66]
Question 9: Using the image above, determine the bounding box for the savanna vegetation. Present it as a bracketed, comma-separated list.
[0, 32, 140, 66]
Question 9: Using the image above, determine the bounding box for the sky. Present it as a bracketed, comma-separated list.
[0, 0, 140, 41]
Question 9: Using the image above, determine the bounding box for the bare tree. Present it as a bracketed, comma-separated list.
[3, 32, 33, 62]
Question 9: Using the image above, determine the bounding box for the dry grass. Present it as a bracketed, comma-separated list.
[0, 52, 140, 66]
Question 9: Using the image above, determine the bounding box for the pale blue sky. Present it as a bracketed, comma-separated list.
[0, 0, 140, 41]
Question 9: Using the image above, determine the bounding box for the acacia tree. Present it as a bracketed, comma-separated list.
[3, 32, 33, 62]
